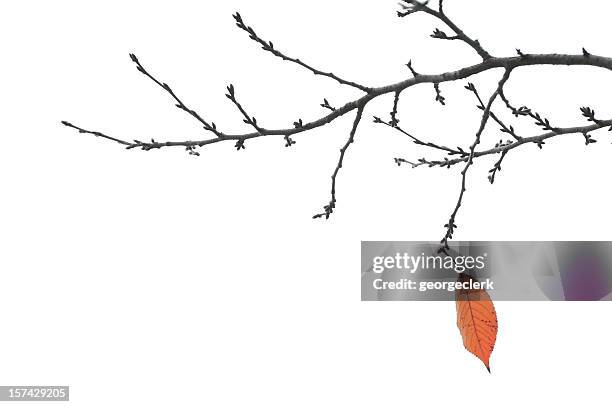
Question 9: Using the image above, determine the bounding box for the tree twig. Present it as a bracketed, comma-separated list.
[128, 53, 225, 139]
[232, 12, 371, 93]
[396, 118, 612, 170]
[399, 0, 492, 60]
[313, 105, 365, 219]
[440, 68, 512, 253]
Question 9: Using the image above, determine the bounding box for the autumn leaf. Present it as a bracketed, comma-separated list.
[455, 273, 498, 372]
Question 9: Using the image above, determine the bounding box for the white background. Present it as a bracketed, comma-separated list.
[1, 0, 612, 405]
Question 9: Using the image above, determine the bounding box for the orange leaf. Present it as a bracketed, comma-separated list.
[455, 273, 498, 372]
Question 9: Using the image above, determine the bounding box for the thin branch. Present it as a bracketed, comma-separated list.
[431, 28, 460, 41]
[399, 0, 492, 60]
[440, 69, 512, 253]
[397, 0, 431, 17]
[406, 60, 420, 77]
[232, 12, 371, 93]
[64, 53, 612, 151]
[500, 89, 563, 149]
[60, 122, 132, 147]
[466, 83, 521, 141]
[396, 118, 612, 169]
[313, 105, 365, 219]
[128, 54, 225, 139]
[487, 149, 508, 184]
[499, 88, 524, 117]
[321, 98, 336, 112]
[390, 90, 402, 126]
[434, 82, 446, 105]
[374, 117, 466, 157]
[225, 84, 263, 135]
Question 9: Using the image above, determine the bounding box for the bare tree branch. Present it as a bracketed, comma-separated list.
[396, 118, 612, 170]
[314, 105, 365, 219]
[128, 53, 226, 139]
[439, 69, 513, 253]
[390, 90, 402, 127]
[400, 0, 492, 60]
[466, 83, 522, 141]
[62, 3, 612, 249]
[374, 117, 466, 157]
[232, 12, 371, 93]
[63, 53, 612, 148]
[225, 84, 264, 135]
[60, 122, 133, 147]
